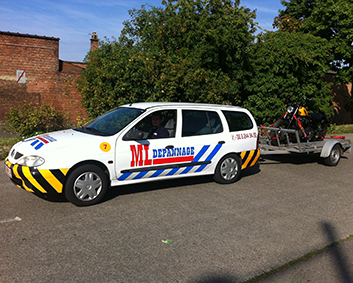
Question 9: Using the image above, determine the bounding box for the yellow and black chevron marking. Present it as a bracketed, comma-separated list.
[240, 149, 260, 170]
[5, 159, 69, 194]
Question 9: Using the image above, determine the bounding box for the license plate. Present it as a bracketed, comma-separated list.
[4, 164, 12, 178]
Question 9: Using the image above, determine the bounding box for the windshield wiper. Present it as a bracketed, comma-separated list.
[85, 127, 106, 135]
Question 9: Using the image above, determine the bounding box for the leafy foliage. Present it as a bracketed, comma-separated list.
[276, 0, 353, 84]
[78, 0, 257, 118]
[0, 137, 22, 161]
[78, 0, 343, 124]
[3, 103, 69, 137]
[244, 32, 334, 125]
[273, 14, 303, 32]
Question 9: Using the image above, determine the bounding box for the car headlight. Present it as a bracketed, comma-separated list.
[17, 156, 45, 167]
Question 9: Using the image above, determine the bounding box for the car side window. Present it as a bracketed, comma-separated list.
[222, 110, 253, 132]
[182, 110, 223, 137]
[123, 110, 177, 140]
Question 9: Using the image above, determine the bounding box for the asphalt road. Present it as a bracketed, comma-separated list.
[1, 136, 353, 283]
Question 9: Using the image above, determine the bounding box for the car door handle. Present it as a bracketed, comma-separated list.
[165, 145, 174, 149]
[218, 141, 225, 144]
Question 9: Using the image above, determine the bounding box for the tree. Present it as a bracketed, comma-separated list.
[275, 0, 353, 84]
[273, 15, 303, 32]
[78, 0, 257, 118]
[243, 31, 333, 125]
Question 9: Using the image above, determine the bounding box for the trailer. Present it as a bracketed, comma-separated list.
[258, 126, 352, 166]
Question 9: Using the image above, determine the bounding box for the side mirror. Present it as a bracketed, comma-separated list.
[123, 130, 144, 141]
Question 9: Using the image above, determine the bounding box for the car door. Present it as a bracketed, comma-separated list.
[176, 108, 225, 177]
[115, 109, 179, 183]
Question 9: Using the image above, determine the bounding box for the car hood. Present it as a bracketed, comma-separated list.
[8, 129, 103, 163]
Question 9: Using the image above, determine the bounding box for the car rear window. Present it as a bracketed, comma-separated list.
[222, 111, 253, 132]
[182, 110, 223, 137]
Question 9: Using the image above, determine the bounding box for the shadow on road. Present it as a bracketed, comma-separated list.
[23, 164, 260, 205]
[105, 164, 260, 202]
[190, 274, 239, 283]
[259, 153, 348, 165]
[322, 222, 353, 283]
[247, 222, 353, 282]
[33, 191, 68, 203]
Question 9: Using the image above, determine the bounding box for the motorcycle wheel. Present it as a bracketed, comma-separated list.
[270, 119, 289, 146]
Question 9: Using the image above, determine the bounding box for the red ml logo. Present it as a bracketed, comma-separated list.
[130, 145, 152, 167]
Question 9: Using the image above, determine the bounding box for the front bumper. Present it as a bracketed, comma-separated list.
[4, 158, 69, 194]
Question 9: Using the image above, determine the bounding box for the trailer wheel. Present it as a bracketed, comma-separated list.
[323, 144, 342, 166]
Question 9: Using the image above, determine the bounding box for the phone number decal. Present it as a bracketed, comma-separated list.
[231, 132, 257, 141]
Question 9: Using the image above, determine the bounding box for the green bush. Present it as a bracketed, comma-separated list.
[327, 124, 353, 135]
[0, 137, 22, 160]
[3, 103, 69, 137]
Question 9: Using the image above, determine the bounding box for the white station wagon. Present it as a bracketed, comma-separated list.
[5, 102, 260, 206]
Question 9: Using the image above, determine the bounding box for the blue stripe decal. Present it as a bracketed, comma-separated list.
[118, 144, 219, 181]
[166, 168, 180, 176]
[180, 166, 193, 174]
[150, 170, 164, 178]
[31, 140, 39, 146]
[194, 145, 210, 162]
[118, 173, 132, 181]
[43, 135, 57, 142]
[35, 142, 44, 150]
[180, 145, 210, 174]
[133, 171, 148, 180]
[195, 144, 223, 172]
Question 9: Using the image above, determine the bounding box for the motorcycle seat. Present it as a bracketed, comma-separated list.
[310, 112, 324, 121]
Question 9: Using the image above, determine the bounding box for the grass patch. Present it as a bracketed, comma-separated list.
[327, 124, 353, 135]
[245, 234, 353, 282]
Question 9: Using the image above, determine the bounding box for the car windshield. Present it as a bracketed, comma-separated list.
[75, 107, 144, 136]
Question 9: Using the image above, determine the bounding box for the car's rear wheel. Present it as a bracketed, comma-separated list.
[213, 154, 242, 184]
[65, 164, 109, 206]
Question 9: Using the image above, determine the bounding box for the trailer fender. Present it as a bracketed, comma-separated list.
[320, 140, 341, 158]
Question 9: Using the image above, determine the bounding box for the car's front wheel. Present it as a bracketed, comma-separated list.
[213, 154, 242, 184]
[65, 164, 109, 206]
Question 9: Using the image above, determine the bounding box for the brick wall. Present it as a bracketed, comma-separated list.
[56, 68, 87, 121]
[0, 31, 87, 124]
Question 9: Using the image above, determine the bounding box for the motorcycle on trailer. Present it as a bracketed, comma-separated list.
[270, 98, 330, 146]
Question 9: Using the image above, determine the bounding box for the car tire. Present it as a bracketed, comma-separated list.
[323, 144, 341, 166]
[65, 164, 109, 206]
[213, 154, 242, 184]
